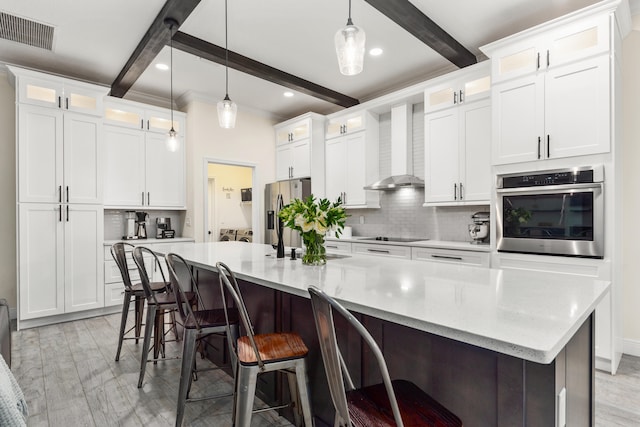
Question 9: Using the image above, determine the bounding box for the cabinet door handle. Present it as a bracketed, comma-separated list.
[66, 205, 69, 222]
[454, 183, 457, 200]
[65, 98, 69, 110]
[326, 245, 338, 249]
[547, 135, 550, 158]
[59, 205, 62, 222]
[367, 249, 390, 254]
[546, 49, 550, 67]
[459, 182, 464, 200]
[142, 192, 145, 205]
[537, 52, 540, 69]
[141, 119, 144, 129]
[148, 192, 150, 205]
[66, 186, 69, 203]
[147, 120, 150, 130]
[58, 96, 61, 109]
[459, 90, 464, 103]
[431, 254, 463, 261]
[58, 185, 62, 203]
[453, 91, 457, 104]
[537, 136, 541, 159]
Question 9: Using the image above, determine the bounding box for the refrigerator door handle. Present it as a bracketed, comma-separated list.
[267, 210, 275, 230]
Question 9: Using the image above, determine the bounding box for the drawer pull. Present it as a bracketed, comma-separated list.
[326, 245, 338, 249]
[431, 254, 463, 261]
[367, 249, 390, 254]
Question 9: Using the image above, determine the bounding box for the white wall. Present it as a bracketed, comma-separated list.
[622, 26, 640, 349]
[0, 71, 16, 309]
[182, 99, 276, 243]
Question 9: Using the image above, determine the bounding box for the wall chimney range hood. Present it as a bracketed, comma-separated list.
[364, 102, 424, 191]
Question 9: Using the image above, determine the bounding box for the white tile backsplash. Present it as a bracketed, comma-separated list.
[345, 103, 489, 243]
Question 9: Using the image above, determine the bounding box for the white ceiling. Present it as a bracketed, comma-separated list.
[0, 0, 632, 121]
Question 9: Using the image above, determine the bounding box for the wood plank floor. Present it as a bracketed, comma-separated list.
[9, 312, 640, 426]
[10, 313, 292, 427]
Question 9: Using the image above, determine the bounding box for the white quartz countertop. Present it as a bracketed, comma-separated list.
[150, 241, 609, 364]
[325, 236, 491, 252]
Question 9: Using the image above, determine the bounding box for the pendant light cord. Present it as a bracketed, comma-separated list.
[224, 0, 229, 97]
[170, 23, 174, 127]
[347, 0, 353, 25]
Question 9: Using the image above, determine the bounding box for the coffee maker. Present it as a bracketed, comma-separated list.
[468, 211, 490, 244]
[124, 211, 136, 239]
[135, 212, 148, 239]
[156, 217, 174, 239]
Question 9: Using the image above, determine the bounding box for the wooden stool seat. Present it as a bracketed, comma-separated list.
[347, 379, 462, 427]
[237, 332, 308, 365]
[130, 281, 166, 295]
[152, 290, 196, 307]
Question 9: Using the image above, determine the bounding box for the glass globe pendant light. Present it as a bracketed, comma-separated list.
[335, 0, 366, 76]
[165, 18, 179, 152]
[217, 0, 237, 128]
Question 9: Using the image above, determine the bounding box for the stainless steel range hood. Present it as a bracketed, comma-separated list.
[364, 102, 424, 191]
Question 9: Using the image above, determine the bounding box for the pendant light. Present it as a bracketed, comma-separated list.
[165, 18, 179, 152]
[217, 0, 237, 128]
[335, 0, 366, 76]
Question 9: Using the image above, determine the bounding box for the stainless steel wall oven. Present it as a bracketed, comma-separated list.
[496, 166, 604, 258]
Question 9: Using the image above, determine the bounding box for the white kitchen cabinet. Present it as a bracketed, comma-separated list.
[325, 111, 379, 208]
[412, 247, 490, 267]
[18, 104, 103, 205]
[425, 97, 491, 205]
[325, 110, 368, 139]
[492, 53, 610, 165]
[10, 66, 107, 116]
[103, 98, 186, 209]
[352, 243, 411, 259]
[483, 7, 614, 165]
[324, 240, 352, 254]
[104, 97, 185, 134]
[424, 66, 491, 113]
[274, 113, 325, 195]
[19, 204, 104, 321]
[488, 13, 610, 84]
[276, 139, 310, 180]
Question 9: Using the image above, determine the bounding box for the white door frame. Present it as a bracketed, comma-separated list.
[207, 177, 217, 242]
[202, 157, 260, 243]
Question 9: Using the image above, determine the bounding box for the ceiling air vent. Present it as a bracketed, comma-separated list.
[0, 11, 54, 50]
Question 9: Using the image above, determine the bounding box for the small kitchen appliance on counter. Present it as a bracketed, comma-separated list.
[123, 211, 136, 240]
[135, 211, 148, 239]
[469, 212, 490, 244]
[156, 217, 174, 239]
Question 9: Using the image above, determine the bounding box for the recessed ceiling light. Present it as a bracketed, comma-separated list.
[369, 47, 383, 56]
[283, 91, 294, 98]
[155, 63, 169, 71]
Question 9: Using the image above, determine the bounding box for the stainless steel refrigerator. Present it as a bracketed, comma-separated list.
[264, 178, 312, 248]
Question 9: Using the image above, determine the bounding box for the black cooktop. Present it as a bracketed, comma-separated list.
[359, 236, 427, 243]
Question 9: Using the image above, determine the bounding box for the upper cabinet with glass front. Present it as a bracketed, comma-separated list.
[9, 66, 107, 116]
[104, 96, 185, 135]
[486, 12, 611, 84]
[325, 110, 369, 139]
[424, 64, 491, 113]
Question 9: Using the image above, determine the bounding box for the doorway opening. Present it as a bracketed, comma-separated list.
[203, 158, 259, 243]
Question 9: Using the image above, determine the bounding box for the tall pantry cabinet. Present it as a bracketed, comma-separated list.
[9, 66, 108, 327]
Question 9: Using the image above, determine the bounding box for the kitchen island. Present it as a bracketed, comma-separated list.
[152, 241, 609, 426]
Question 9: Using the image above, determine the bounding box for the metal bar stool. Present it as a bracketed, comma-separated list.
[132, 246, 198, 388]
[165, 253, 240, 427]
[111, 242, 169, 362]
[308, 286, 463, 427]
[217, 261, 313, 427]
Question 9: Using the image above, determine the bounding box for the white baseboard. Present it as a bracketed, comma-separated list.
[623, 338, 640, 357]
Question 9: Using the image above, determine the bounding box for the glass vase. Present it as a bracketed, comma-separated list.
[302, 232, 326, 266]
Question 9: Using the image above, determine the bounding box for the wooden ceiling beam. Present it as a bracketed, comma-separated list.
[110, 0, 201, 98]
[364, 0, 476, 68]
[172, 31, 360, 108]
